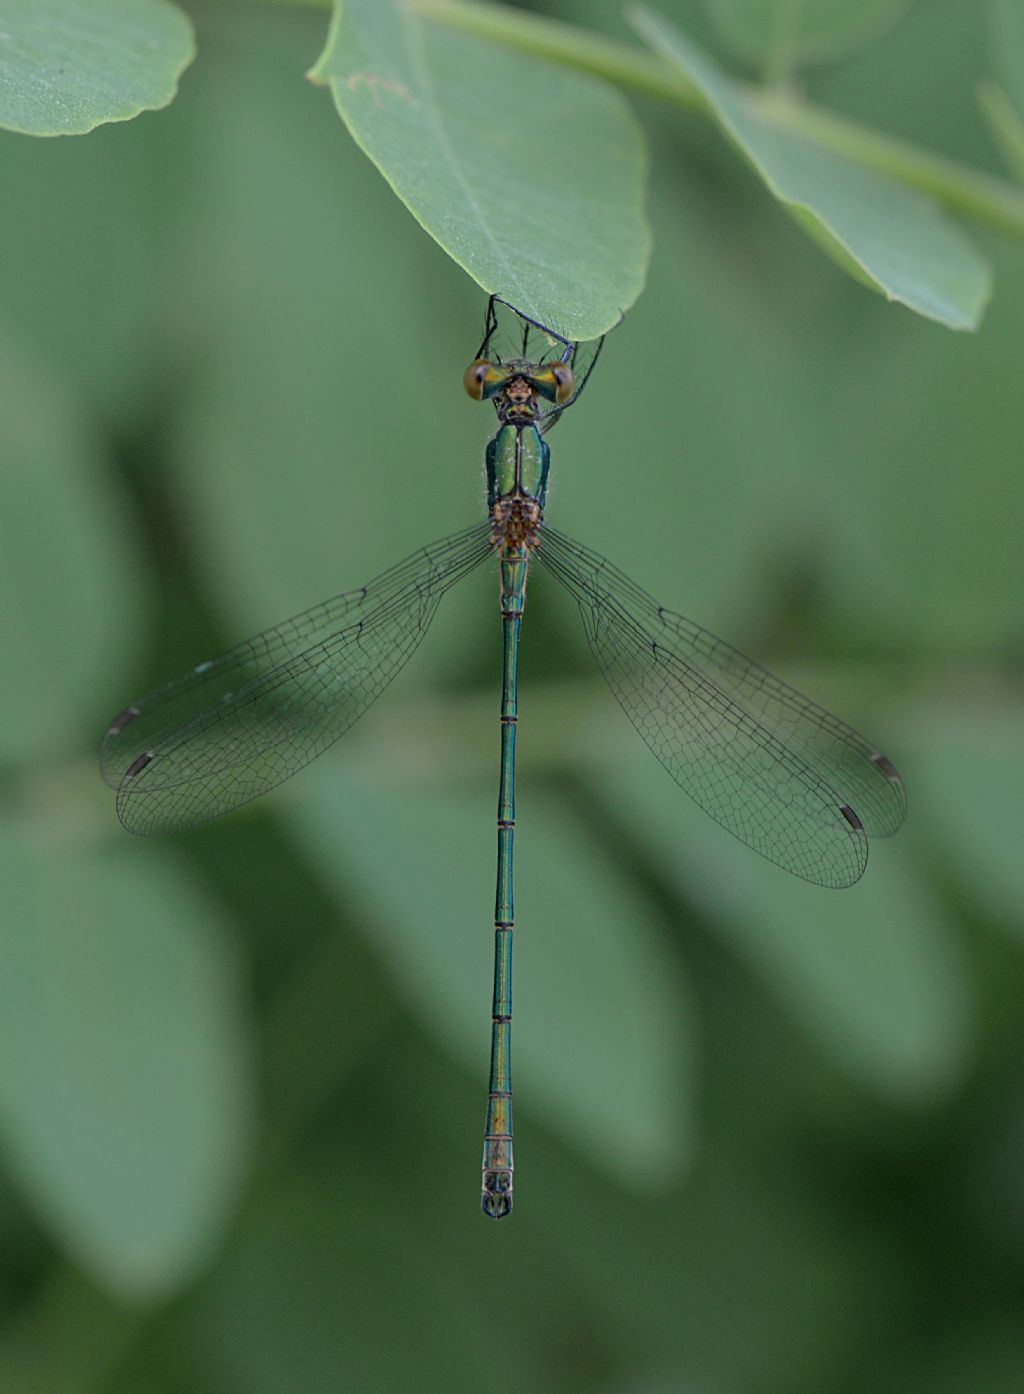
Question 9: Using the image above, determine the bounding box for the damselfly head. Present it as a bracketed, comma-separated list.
[463, 360, 575, 419]
[468, 296, 606, 433]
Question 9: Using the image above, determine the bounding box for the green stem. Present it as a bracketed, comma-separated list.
[412, 0, 700, 106]
[752, 88, 1024, 237]
[410, 0, 1024, 239]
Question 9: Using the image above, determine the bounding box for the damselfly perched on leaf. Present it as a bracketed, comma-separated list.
[103, 296, 905, 1219]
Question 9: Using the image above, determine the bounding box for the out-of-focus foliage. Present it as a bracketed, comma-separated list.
[699, 0, 915, 68]
[296, 767, 693, 1185]
[990, 0, 1024, 110]
[0, 1, 1023, 1392]
[0, 325, 140, 761]
[0, 823, 251, 1299]
[979, 0, 1024, 181]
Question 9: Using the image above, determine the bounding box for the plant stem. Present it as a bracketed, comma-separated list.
[411, 0, 1024, 238]
[753, 89, 1024, 237]
[412, 0, 700, 106]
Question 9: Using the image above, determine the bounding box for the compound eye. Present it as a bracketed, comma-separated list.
[463, 359, 492, 400]
[551, 362, 575, 403]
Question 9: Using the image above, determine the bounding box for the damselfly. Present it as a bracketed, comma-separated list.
[102, 297, 905, 1219]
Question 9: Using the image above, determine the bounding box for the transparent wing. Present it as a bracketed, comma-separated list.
[539, 527, 905, 888]
[102, 523, 495, 835]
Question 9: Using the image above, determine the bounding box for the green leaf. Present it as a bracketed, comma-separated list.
[0, 0, 194, 136]
[293, 766, 693, 1189]
[603, 760, 970, 1102]
[309, 0, 649, 339]
[701, 0, 916, 69]
[630, 8, 991, 331]
[0, 827, 253, 1299]
[0, 319, 143, 763]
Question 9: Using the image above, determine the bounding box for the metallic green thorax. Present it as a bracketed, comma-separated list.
[486, 423, 550, 510]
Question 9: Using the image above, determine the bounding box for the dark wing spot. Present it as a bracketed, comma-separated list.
[871, 752, 902, 782]
[125, 751, 155, 778]
[109, 705, 139, 735]
[840, 804, 864, 832]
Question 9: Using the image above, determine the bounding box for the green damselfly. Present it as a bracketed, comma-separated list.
[102, 297, 905, 1219]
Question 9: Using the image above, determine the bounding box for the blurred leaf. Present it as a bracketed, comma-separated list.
[171, 24, 493, 660]
[0, 0, 195, 136]
[0, 118, 169, 421]
[812, 238, 1024, 651]
[293, 767, 694, 1189]
[630, 8, 991, 330]
[602, 757, 970, 1102]
[907, 711, 1024, 941]
[982, 0, 1024, 181]
[875, 1318, 1024, 1394]
[193, 1027, 909, 1394]
[194, 1061, 553, 1394]
[308, 0, 649, 339]
[0, 319, 143, 763]
[0, 827, 253, 1299]
[990, 0, 1024, 111]
[977, 80, 1024, 183]
[701, 0, 916, 69]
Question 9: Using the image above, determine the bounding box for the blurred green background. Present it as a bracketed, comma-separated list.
[2, 1, 1024, 1390]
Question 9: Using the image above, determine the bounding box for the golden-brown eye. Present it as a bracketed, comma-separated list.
[463, 359, 491, 400]
[551, 362, 575, 403]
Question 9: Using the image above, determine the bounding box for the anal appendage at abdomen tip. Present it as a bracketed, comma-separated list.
[481, 1167, 513, 1220]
